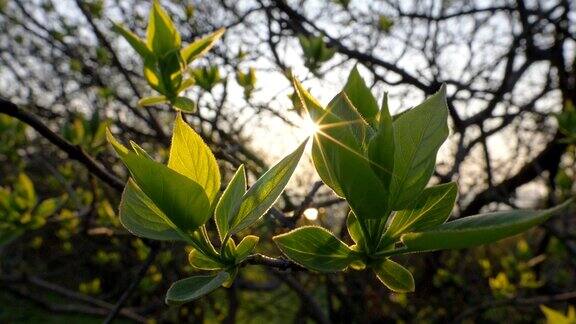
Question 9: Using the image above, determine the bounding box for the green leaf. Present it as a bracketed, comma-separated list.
[172, 97, 196, 112]
[177, 78, 195, 94]
[16, 173, 36, 207]
[146, 0, 181, 57]
[293, 79, 344, 196]
[168, 113, 220, 203]
[367, 94, 394, 193]
[374, 259, 415, 292]
[346, 211, 364, 248]
[326, 92, 371, 146]
[106, 128, 129, 159]
[119, 180, 182, 241]
[309, 97, 388, 221]
[34, 197, 61, 218]
[143, 59, 167, 94]
[234, 235, 259, 262]
[138, 95, 167, 107]
[274, 226, 354, 272]
[112, 23, 154, 61]
[165, 271, 229, 305]
[401, 200, 572, 253]
[188, 248, 223, 270]
[113, 141, 211, 232]
[229, 141, 306, 235]
[215, 165, 246, 240]
[343, 66, 379, 124]
[390, 85, 449, 210]
[384, 182, 457, 242]
[181, 28, 225, 64]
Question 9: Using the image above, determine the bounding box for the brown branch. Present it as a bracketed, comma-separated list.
[0, 98, 125, 191]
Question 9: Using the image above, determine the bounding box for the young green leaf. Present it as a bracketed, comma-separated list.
[343, 66, 379, 124]
[165, 271, 229, 305]
[215, 165, 246, 241]
[274, 226, 354, 272]
[138, 95, 167, 107]
[367, 94, 395, 192]
[309, 97, 388, 221]
[146, 0, 181, 57]
[168, 113, 220, 203]
[172, 97, 196, 112]
[112, 23, 154, 61]
[389, 85, 449, 210]
[107, 130, 212, 233]
[346, 211, 365, 248]
[228, 140, 307, 235]
[34, 197, 61, 218]
[293, 79, 344, 196]
[326, 92, 371, 146]
[181, 28, 225, 64]
[383, 182, 457, 243]
[234, 235, 259, 262]
[374, 258, 415, 293]
[188, 248, 223, 270]
[401, 200, 571, 252]
[119, 180, 182, 241]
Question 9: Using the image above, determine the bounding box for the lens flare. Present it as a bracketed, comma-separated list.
[303, 208, 319, 221]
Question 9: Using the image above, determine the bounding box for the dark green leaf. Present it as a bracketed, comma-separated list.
[188, 248, 223, 270]
[367, 94, 395, 194]
[343, 66, 379, 124]
[165, 271, 229, 305]
[384, 182, 457, 243]
[374, 258, 415, 292]
[274, 226, 354, 272]
[229, 141, 306, 235]
[401, 200, 572, 252]
[119, 179, 182, 241]
[390, 85, 449, 210]
[234, 235, 259, 262]
[215, 165, 246, 240]
[172, 96, 196, 112]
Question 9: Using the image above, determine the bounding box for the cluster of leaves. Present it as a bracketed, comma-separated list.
[0, 115, 26, 166]
[61, 111, 107, 154]
[113, 0, 224, 111]
[107, 113, 305, 304]
[540, 305, 576, 324]
[104, 0, 570, 304]
[0, 174, 64, 246]
[298, 35, 336, 74]
[273, 67, 571, 292]
[236, 67, 257, 99]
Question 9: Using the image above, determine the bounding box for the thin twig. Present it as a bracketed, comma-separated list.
[103, 243, 160, 324]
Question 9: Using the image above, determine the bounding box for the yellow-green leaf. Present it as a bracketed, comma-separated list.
[181, 28, 225, 64]
[146, 0, 181, 57]
[168, 113, 220, 203]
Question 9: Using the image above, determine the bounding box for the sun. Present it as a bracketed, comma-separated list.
[302, 118, 320, 136]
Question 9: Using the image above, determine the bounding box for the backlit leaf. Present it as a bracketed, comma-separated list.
[215, 165, 246, 240]
[374, 258, 415, 292]
[274, 226, 354, 272]
[229, 141, 306, 235]
[168, 113, 220, 203]
[401, 200, 571, 252]
[390, 85, 449, 210]
[165, 271, 229, 305]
